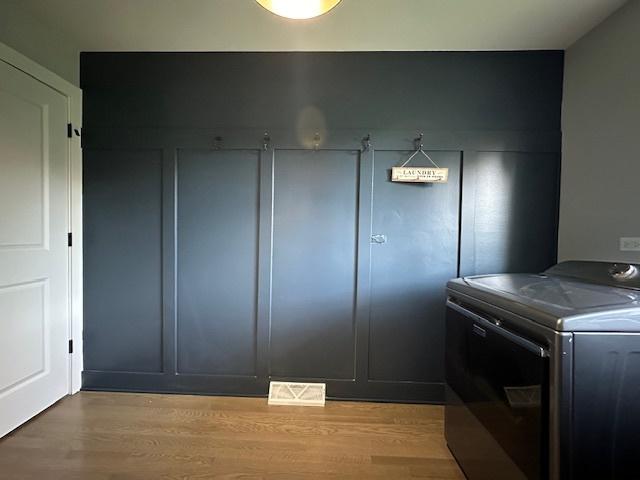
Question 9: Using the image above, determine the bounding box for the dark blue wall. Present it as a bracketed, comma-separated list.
[81, 51, 563, 402]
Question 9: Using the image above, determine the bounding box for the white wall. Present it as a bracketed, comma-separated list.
[559, 0, 640, 263]
[13, 0, 626, 52]
[0, 1, 80, 85]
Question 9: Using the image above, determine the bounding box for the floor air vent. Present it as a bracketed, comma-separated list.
[268, 381, 326, 406]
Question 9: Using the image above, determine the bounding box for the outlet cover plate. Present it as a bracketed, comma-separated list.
[620, 237, 640, 251]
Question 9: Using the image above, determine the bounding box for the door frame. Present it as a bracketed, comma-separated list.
[0, 42, 83, 394]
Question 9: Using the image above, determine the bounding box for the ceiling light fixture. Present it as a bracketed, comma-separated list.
[255, 0, 342, 20]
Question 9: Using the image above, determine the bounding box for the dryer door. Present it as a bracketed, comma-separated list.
[445, 300, 549, 480]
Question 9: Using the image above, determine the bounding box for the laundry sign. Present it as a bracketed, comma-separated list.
[391, 166, 449, 183]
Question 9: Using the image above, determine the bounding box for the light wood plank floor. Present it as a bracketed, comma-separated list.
[0, 392, 464, 479]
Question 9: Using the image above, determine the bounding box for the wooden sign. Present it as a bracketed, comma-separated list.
[391, 167, 449, 183]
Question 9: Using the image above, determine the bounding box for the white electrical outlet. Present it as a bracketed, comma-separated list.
[620, 237, 640, 252]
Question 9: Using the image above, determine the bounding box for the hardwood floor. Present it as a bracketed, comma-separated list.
[0, 392, 464, 479]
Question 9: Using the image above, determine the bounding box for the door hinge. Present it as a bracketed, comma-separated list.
[67, 123, 81, 138]
[68, 232, 73, 247]
[68, 339, 73, 354]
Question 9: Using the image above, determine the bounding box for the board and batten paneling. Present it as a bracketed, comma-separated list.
[176, 149, 261, 377]
[270, 150, 360, 380]
[83, 149, 163, 373]
[369, 150, 461, 384]
[459, 151, 560, 277]
[81, 52, 563, 401]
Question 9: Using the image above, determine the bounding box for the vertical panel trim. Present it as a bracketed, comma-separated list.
[256, 147, 274, 383]
[355, 147, 374, 384]
[459, 150, 478, 277]
[161, 148, 177, 375]
[456, 151, 464, 277]
[552, 153, 561, 265]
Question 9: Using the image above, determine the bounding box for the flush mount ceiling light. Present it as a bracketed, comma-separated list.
[256, 0, 342, 20]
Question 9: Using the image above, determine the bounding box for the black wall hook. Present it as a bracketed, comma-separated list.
[362, 133, 371, 151]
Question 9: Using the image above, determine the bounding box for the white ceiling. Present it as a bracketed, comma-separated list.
[15, 0, 628, 52]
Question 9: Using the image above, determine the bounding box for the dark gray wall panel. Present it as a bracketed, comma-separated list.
[83, 149, 163, 373]
[176, 149, 260, 376]
[270, 150, 359, 379]
[369, 151, 461, 383]
[80, 52, 563, 132]
[460, 152, 559, 276]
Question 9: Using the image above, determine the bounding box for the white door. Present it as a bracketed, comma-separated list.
[0, 59, 70, 437]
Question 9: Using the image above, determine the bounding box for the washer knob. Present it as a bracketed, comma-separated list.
[609, 264, 638, 281]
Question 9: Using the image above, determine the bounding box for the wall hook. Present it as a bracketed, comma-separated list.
[313, 132, 321, 150]
[362, 133, 371, 151]
[399, 132, 440, 168]
[263, 131, 271, 151]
